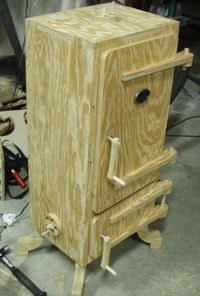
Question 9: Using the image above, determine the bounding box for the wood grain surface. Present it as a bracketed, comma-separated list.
[26, 25, 93, 265]
[27, 3, 177, 43]
[26, 3, 180, 269]
[92, 33, 178, 213]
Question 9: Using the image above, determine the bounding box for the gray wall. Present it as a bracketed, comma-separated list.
[0, 0, 86, 58]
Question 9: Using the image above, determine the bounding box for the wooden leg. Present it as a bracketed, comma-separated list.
[16, 231, 44, 256]
[71, 263, 86, 296]
[137, 225, 162, 249]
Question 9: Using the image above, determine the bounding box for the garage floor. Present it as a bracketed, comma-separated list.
[0, 37, 200, 296]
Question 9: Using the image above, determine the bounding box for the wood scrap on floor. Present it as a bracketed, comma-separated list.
[0, 75, 26, 110]
[0, 267, 31, 296]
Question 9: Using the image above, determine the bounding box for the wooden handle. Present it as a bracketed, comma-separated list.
[114, 147, 177, 189]
[110, 180, 172, 224]
[100, 235, 117, 276]
[121, 48, 193, 82]
[107, 137, 126, 186]
[107, 140, 177, 189]
[107, 137, 121, 180]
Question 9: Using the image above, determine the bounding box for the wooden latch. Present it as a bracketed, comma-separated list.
[107, 136, 126, 187]
[100, 235, 116, 276]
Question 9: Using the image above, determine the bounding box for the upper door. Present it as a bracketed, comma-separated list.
[92, 33, 178, 213]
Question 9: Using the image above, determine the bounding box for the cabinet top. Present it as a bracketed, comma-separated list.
[27, 3, 178, 43]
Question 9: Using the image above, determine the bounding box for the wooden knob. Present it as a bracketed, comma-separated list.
[43, 213, 62, 237]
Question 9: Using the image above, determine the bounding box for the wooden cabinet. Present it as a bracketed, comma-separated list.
[25, 3, 193, 295]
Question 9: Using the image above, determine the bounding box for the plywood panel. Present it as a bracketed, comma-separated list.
[92, 34, 178, 213]
[28, 3, 178, 43]
[26, 24, 93, 265]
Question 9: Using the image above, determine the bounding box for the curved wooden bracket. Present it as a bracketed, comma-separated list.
[137, 225, 163, 249]
[16, 231, 44, 256]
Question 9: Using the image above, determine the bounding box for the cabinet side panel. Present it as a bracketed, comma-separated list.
[26, 22, 91, 264]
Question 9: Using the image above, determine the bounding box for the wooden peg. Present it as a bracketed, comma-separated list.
[161, 194, 167, 207]
[182, 48, 192, 70]
[41, 230, 51, 236]
[100, 235, 116, 276]
[113, 176, 126, 186]
[104, 265, 117, 276]
[159, 194, 168, 218]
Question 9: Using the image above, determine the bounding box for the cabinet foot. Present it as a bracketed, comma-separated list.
[16, 231, 44, 256]
[71, 263, 86, 296]
[137, 225, 162, 249]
